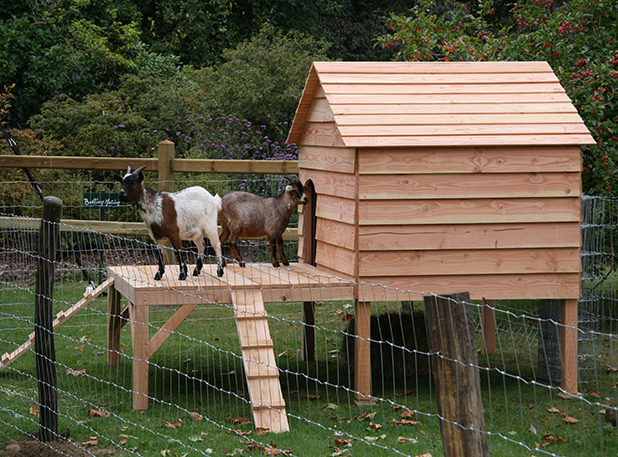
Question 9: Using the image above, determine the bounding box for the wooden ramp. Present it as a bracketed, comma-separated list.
[232, 289, 289, 433]
[1, 278, 114, 369]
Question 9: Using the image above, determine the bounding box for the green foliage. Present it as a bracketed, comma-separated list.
[378, 0, 618, 196]
[201, 24, 331, 140]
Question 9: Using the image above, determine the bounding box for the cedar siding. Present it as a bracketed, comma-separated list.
[289, 61, 594, 300]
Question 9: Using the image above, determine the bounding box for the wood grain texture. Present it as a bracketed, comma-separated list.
[359, 222, 581, 251]
[299, 145, 356, 174]
[300, 168, 356, 199]
[357, 146, 581, 174]
[358, 197, 581, 225]
[314, 194, 356, 224]
[359, 172, 581, 199]
[316, 219, 356, 250]
[316, 242, 356, 277]
[358, 273, 581, 301]
[358, 248, 581, 276]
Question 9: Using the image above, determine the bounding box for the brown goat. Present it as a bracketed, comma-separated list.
[219, 179, 308, 269]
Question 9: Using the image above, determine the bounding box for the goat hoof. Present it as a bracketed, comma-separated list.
[154, 272, 163, 280]
[282, 261, 289, 266]
[178, 272, 187, 281]
[217, 267, 224, 277]
[239, 262, 246, 268]
[192, 268, 200, 276]
[272, 262, 280, 268]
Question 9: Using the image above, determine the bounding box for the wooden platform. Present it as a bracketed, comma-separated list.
[107, 263, 355, 433]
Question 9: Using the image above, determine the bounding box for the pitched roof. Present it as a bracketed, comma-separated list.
[287, 61, 596, 147]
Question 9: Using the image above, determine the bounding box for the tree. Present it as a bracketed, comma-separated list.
[378, 0, 617, 196]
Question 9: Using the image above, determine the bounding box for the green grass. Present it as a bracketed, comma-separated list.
[1, 282, 618, 456]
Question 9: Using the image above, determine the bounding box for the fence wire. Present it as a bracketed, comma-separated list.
[0, 181, 617, 457]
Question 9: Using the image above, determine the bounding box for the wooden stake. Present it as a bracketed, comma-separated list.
[424, 292, 489, 457]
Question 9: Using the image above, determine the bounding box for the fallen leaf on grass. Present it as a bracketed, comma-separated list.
[82, 437, 99, 446]
[29, 406, 38, 417]
[357, 411, 376, 421]
[392, 418, 421, 426]
[364, 434, 387, 442]
[547, 407, 560, 413]
[334, 438, 353, 447]
[233, 430, 252, 436]
[256, 427, 271, 435]
[607, 366, 618, 373]
[401, 411, 415, 418]
[415, 453, 432, 457]
[189, 412, 203, 421]
[119, 438, 127, 445]
[535, 442, 550, 449]
[396, 390, 414, 396]
[67, 368, 87, 377]
[326, 403, 339, 410]
[368, 422, 382, 431]
[305, 393, 320, 400]
[397, 436, 418, 443]
[230, 416, 252, 425]
[163, 420, 182, 429]
[563, 415, 579, 424]
[88, 409, 110, 418]
[543, 435, 566, 443]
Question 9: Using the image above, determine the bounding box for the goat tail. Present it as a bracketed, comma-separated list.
[214, 193, 222, 212]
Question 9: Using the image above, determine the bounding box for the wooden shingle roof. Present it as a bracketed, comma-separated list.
[287, 61, 596, 147]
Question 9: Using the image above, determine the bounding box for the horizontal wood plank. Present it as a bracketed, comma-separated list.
[314, 195, 356, 224]
[306, 97, 334, 122]
[358, 248, 581, 276]
[357, 146, 581, 174]
[359, 222, 581, 251]
[316, 242, 356, 277]
[326, 93, 573, 105]
[359, 172, 581, 199]
[318, 72, 559, 84]
[299, 168, 356, 199]
[299, 145, 356, 174]
[313, 61, 553, 74]
[299, 121, 346, 147]
[358, 273, 581, 301]
[339, 123, 590, 137]
[344, 134, 596, 147]
[323, 83, 563, 94]
[332, 103, 578, 115]
[358, 197, 581, 225]
[315, 219, 356, 250]
[335, 113, 583, 126]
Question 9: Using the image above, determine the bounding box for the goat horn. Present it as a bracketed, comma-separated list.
[126, 165, 132, 174]
[133, 165, 147, 174]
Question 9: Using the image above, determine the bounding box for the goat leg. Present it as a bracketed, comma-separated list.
[193, 238, 205, 277]
[228, 243, 245, 267]
[277, 235, 289, 266]
[269, 237, 280, 268]
[154, 245, 166, 280]
[169, 236, 188, 280]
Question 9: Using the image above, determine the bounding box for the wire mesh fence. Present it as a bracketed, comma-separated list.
[1, 181, 618, 456]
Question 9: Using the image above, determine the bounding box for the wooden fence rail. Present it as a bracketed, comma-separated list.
[0, 140, 300, 240]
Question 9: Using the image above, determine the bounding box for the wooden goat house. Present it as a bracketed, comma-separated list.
[288, 61, 596, 302]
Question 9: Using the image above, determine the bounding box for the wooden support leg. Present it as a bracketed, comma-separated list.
[481, 299, 496, 356]
[354, 300, 374, 404]
[302, 301, 315, 361]
[130, 302, 150, 410]
[560, 298, 578, 395]
[107, 286, 123, 366]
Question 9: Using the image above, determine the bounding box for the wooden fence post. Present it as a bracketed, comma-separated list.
[35, 196, 62, 441]
[423, 291, 489, 457]
[158, 140, 175, 193]
[157, 140, 175, 265]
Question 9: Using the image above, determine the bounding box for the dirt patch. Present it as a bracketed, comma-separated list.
[1, 439, 92, 457]
[1, 432, 117, 457]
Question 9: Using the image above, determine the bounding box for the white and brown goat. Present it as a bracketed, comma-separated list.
[219, 178, 308, 270]
[117, 165, 224, 280]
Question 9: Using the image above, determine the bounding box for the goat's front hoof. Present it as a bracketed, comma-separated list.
[154, 272, 163, 281]
[178, 272, 187, 281]
[282, 260, 290, 266]
[239, 261, 246, 268]
[192, 268, 200, 277]
[217, 266, 224, 277]
[272, 262, 280, 268]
